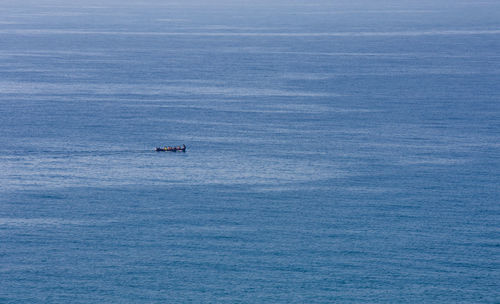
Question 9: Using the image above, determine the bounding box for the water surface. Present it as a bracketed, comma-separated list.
[1, 0, 499, 302]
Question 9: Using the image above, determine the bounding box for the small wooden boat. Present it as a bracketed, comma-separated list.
[155, 144, 186, 152]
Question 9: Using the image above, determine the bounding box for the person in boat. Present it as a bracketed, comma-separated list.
[182, 144, 186, 150]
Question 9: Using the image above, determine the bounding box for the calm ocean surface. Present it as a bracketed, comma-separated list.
[1, 0, 499, 302]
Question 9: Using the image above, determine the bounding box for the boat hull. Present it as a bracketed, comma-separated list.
[155, 147, 186, 152]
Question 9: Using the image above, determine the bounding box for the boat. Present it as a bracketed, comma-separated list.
[155, 144, 186, 152]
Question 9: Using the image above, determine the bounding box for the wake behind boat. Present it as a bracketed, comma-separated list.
[155, 144, 186, 152]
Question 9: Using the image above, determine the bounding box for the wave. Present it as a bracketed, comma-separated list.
[0, 81, 334, 97]
[1, 29, 500, 37]
[0, 217, 85, 226]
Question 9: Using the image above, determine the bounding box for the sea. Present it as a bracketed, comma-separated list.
[1, 0, 499, 302]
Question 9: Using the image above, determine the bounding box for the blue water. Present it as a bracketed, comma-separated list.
[1, 1, 499, 302]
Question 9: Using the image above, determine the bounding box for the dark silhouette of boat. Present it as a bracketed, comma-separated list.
[155, 144, 186, 152]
